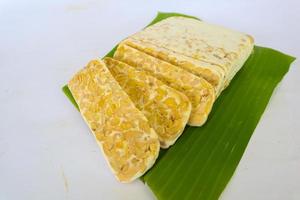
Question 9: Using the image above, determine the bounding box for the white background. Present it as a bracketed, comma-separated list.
[1, 0, 300, 200]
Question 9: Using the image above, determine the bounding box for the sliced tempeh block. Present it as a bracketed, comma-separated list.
[124, 38, 225, 95]
[124, 16, 254, 95]
[114, 44, 215, 126]
[68, 60, 160, 183]
[104, 57, 192, 148]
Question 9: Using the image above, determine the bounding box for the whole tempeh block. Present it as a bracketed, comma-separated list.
[104, 57, 192, 148]
[68, 60, 160, 183]
[114, 44, 215, 126]
[124, 16, 254, 95]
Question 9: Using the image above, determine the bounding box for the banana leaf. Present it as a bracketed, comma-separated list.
[62, 12, 295, 200]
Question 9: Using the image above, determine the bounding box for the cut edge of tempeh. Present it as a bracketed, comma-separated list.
[123, 38, 226, 96]
[103, 57, 192, 148]
[68, 59, 160, 183]
[114, 44, 215, 126]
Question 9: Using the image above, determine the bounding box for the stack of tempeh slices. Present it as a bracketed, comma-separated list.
[68, 17, 254, 182]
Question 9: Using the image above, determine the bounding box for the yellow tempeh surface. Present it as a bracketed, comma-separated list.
[68, 60, 160, 183]
[124, 38, 225, 95]
[104, 57, 192, 148]
[114, 44, 215, 126]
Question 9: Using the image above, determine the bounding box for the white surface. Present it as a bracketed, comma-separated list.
[0, 0, 299, 199]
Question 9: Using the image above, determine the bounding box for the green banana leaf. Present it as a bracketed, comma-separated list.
[62, 12, 295, 200]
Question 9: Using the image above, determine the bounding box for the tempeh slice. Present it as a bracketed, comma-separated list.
[104, 57, 191, 148]
[114, 44, 215, 126]
[68, 60, 160, 183]
[124, 38, 225, 95]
